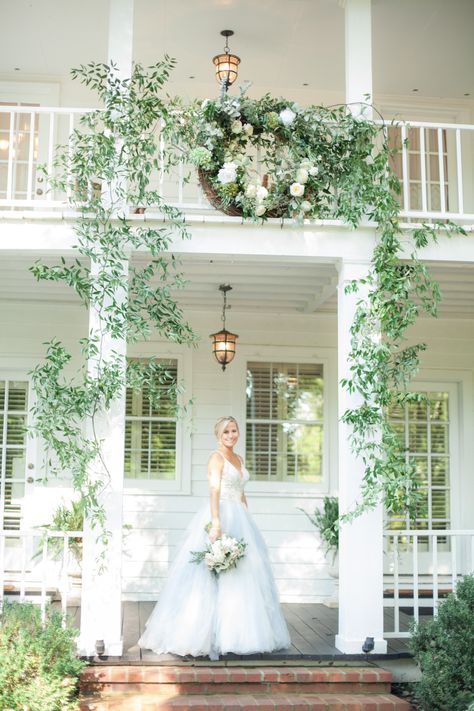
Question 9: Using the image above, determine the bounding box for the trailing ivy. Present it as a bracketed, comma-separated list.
[30, 60, 196, 529]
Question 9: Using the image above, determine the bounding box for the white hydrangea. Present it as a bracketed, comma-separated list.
[279, 108, 296, 126]
[217, 162, 237, 184]
[255, 204, 266, 216]
[290, 182, 305, 197]
[245, 184, 257, 198]
[296, 168, 308, 184]
[256, 185, 268, 201]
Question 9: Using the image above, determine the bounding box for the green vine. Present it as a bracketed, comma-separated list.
[29, 63, 467, 529]
[30, 59, 196, 533]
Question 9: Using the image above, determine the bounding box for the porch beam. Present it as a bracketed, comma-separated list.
[344, 0, 373, 114]
[335, 259, 387, 654]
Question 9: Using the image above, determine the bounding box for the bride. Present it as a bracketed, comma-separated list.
[138, 415, 291, 659]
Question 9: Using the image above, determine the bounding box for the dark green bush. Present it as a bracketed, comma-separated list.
[410, 574, 474, 711]
[0, 601, 86, 711]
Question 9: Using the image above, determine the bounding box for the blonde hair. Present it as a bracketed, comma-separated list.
[214, 416, 240, 439]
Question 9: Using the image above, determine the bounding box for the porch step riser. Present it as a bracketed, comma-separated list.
[79, 693, 411, 710]
[81, 681, 392, 697]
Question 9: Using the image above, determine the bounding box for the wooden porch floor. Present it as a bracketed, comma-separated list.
[103, 602, 414, 663]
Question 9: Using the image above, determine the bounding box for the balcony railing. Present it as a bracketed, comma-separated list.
[0, 528, 83, 625]
[383, 529, 474, 638]
[1, 105, 474, 224]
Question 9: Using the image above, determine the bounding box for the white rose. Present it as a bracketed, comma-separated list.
[279, 108, 296, 126]
[309, 166, 319, 176]
[364, 155, 375, 165]
[243, 123, 254, 136]
[256, 185, 268, 200]
[217, 161, 237, 184]
[255, 204, 266, 217]
[296, 168, 308, 184]
[290, 182, 305, 197]
[300, 159, 312, 170]
[231, 120, 243, 134]
[245, 184, 257, 198]
[301, 200, 312, 212]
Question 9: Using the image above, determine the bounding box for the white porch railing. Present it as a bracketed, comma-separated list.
[0, 528, 83, 625]
[383, 529, 474, 638]
[1, 105, 474, 224]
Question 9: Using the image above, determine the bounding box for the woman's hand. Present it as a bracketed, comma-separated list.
[208, 523, 221, 543]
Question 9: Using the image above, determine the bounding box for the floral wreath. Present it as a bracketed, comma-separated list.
[167, 92, 391, 224]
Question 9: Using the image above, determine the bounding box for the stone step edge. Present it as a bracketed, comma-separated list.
[79, 691, 411, 710]
[80, 665, 392, 685]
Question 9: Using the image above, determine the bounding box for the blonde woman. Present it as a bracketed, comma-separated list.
[138, 416, 290, 660]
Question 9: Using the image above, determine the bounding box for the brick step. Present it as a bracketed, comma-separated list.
[80, 665, 392, 698]
[79, 691, 411, 710]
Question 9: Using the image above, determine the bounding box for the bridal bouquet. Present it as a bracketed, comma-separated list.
[190, 527, 247, 575]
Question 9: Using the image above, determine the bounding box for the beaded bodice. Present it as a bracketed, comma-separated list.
[219, 455, 249, 503]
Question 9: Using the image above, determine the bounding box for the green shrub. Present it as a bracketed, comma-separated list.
[0, 601, 86, 711]
[410, 574, 474, 711]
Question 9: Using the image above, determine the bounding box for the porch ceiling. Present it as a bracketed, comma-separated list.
[0, 0, 473, 102]
[1, 253, 474, 319]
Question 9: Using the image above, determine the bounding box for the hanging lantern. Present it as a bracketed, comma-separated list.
[210, 284, 239, 371]
[212, 30, 240, 92]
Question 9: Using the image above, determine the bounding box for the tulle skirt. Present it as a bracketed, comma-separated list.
[138, 498, 291, 660]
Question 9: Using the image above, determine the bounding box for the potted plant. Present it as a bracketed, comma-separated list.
[299, 496, 339, 576]
[38, 499, 84, 566]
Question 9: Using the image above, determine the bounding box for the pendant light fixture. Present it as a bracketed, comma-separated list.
[210, 284, 239, 371]
[212, 30, 240, 93]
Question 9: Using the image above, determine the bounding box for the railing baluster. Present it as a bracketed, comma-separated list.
[412, 533, 419, 625]
[437, 128, 446, 213]
[432, 534, 439, 615]
[419, 127, 428, 213]
[66, 112, 75, 201]
[20, 535, 27, 601]
[61, 534, 69, 624]
[40, 536, 48, 624]
[393, 534, 400, 634]
[0, 534, 5, 612]
[178, 161, 184, 204]
[401, 125, 409, 212]
[26, 111, 35, 201]
[455, 128, 464, 215]
[6, 111, 15, 201]
[451, 535, 457, 592]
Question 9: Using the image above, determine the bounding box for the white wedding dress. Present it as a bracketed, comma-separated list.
[138, 455, 291, 660]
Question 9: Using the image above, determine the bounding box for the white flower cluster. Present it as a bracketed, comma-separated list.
[245, 183, 268, 216]
[289, 158, 320, 210]
[217, 161, 238, 184]
[190, 532, 247, 575]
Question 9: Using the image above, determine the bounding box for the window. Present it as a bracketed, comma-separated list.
[245, 362, 323, 483]
[386, 391, 451, 548]
[388, 126, 449, 213]
[124, 361, 178, 481]
[0, 380, 28, 530]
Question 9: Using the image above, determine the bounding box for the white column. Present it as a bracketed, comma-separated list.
[77, 259, 129, 657]
[108, 0, 134, 75]
[344, 0, 373, 115]
[335, 260, 387, 654]
[77, 0, 134, 657]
